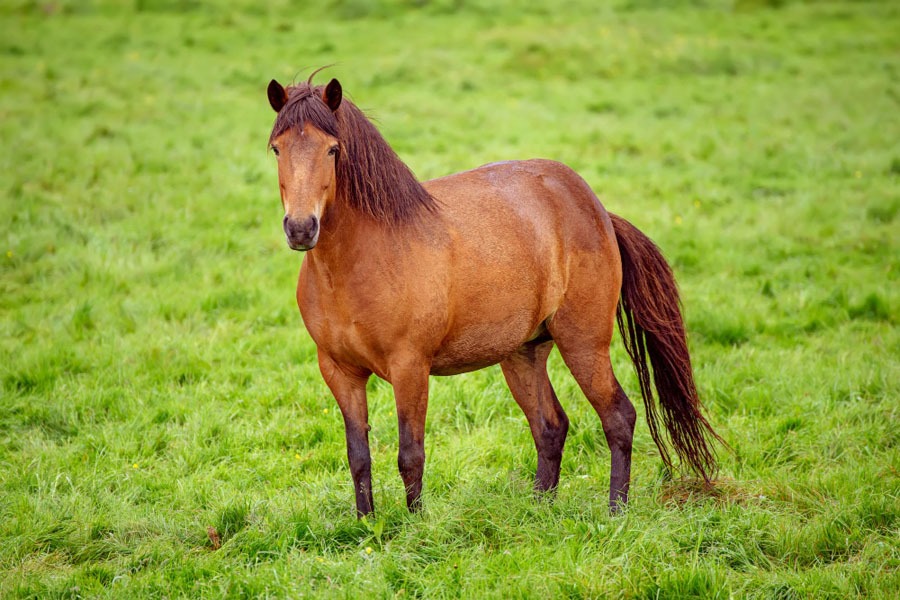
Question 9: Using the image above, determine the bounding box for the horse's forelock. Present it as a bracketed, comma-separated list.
[268, 83, 338, 144]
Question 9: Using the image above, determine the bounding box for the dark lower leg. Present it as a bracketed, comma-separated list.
[345, 423, 374, 517]
[397, 424, 425, 511]
[535, 395, 569, 492]
[317, 350, 373, 518]
[501, 341, 569, 495]
[393, 365, 430, 512]
[602, 383, 636, 512]
[551, 340, 636, 514]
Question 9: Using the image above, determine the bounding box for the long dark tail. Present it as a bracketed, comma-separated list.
[610, 213, 723, 481]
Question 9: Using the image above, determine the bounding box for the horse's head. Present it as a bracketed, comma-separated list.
[267, 78, 343, 251]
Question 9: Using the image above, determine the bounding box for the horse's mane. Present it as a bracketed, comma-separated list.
[269, 82, 436, 225]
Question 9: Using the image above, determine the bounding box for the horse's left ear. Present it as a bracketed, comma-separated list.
[323, 78, 342, 112]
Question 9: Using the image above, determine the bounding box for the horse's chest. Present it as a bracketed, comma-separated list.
[297, 284, 372, 352]
[296, 273, 440, 374]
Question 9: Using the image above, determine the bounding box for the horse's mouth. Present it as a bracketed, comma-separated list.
[286, 236, 317, 251]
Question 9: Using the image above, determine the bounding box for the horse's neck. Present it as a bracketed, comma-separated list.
[308, 198, 436, 277]
[307, 203, 377, 272]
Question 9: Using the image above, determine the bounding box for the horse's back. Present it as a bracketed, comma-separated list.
[424, 159, 619, 282]
[425, 159, 614, 248]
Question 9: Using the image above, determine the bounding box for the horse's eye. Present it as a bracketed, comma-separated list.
[271, 146, 280, 157]
[328, 145, 339, 157]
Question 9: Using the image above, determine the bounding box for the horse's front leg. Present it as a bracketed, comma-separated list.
[317, 349, 374, 517]
[391, 359, 431, 512]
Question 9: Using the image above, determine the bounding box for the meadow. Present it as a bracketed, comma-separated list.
[1, 0, 898, 597]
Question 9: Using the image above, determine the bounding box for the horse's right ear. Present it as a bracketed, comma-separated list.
[268, 79, 287, 113]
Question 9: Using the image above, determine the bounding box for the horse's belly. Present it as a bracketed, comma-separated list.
[429, 312, 547, 376]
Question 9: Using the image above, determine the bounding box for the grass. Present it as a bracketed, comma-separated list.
[1, 0, 898, 597]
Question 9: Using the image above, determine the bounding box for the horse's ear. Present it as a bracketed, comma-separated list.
[268, 79, 287, 113]
[323, 78, 342, 112]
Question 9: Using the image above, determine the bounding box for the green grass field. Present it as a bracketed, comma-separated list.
[1, 0, 898, 597]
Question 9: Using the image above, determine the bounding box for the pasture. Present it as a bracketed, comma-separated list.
[1, 0, 898, 597]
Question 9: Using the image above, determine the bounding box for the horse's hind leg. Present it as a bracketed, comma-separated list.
[550, 321, 637, 511]
[500, 340, 569, 493]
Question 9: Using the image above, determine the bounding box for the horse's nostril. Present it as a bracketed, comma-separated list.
[283, 214, 290, 227]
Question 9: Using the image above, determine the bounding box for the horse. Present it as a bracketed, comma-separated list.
[266, 72, 722, 517]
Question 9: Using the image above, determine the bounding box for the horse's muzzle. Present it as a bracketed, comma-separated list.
[283, 214, 319, 251]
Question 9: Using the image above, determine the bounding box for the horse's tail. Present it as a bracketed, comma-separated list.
[609, 212, 723, 481]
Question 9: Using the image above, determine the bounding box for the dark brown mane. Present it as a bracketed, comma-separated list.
[269, 82, 436, 224]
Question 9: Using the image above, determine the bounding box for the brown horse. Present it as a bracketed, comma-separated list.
[266, 73, 722, 517]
